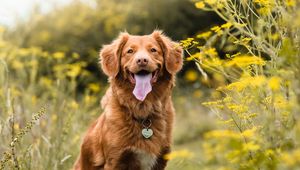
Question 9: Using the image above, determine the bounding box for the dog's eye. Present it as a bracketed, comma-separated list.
[127, 49, 134, 54]
[150, 48, 157, 53]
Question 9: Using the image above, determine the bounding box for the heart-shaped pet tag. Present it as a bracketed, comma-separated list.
[142, 128, 153, 139]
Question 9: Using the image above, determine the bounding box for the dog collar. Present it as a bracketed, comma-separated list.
[141, 118, 153, 139]
[133, 116, 153, 139]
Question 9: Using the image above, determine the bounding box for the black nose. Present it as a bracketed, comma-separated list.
[136, 58, 148, 66]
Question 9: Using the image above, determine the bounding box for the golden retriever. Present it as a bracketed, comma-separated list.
[74, 30, 183, 170]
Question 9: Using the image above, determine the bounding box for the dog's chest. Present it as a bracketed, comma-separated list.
[134, 149, 157, 170]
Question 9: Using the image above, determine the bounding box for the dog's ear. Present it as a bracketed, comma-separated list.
[100, 33, 129, 77]
[152, 30, 183, 74]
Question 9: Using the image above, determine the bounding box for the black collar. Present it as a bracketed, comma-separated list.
[132, 115, 152, 128]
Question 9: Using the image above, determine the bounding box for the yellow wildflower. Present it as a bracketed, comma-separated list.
[163, 149, 194, 160]
[18, 48, 31, 56]
[31, 95, 37, 105]
[53, 52, 65, 59]
[243, 141, 260, 151]
[268, 76, 281, 91]
[254, 0, 275, 7]
[202, 57, 223, 68]
[51, 114, 58, 122]
[180, 38, 196, 48]
[226, 150, 241, 163]
[241, 37, 252, 44]
[223, 119, 234, 125]
[225, 55, 265, 67]
[223, 96, 232, 103]
[250, 76, 266, 87]
[202, 100, 222, 106]
[70, 100, 79, 109]
[270, 33, 279, 40]
[262, 96, 272, 105]
[204, 47, 218, 58]
[66, 64, 82, 78]
[204, 129, 240, 139]
[227, 103, 248, 114]
[265, 149, 275, 157]
[241, 127, 257, 138]
[243, 113, 258, 119]
[221, 22, 232, 29]
[204, 0, 217, 5]
[195, 1, 205, 9]
[211, 26, 223, 35]
[258, 7, 271, 15]
[14, 123, 20, 131]
[84, 95, 97, 105]
[225, 76, 266, 91]
[274, 94, 289, 109]
[184, 69, 198, 82]
[40, 77, 53, 88]
[27, 60, 38, 67]
[12, 60, 24, 69]
[72, 52, 80, 59]
[281, 150, 300, 166]
[202, 142, 215, 161]
[286, 0, 296, 6]
[88, 83, 101, 93]
[254, 0, 275, 15]
[197, 31, 212, 39]
[186, 52, 204, 61]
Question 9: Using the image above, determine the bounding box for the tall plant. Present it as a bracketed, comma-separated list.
[182, 0, 300, 169]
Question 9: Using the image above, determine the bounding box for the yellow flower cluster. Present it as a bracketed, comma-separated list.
[225, 75, 266, 91]
[195, 0, 226, 9]
[163, 149, 194, 160]
[281, 149, 300, 167]
[185, 0, 300, 169]
[204, 129, 240, 139]
[225, 55, 266, 67]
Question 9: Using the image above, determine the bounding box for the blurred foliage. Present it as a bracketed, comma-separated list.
[4, 0, 221, 86]
[0, 28, 104, 169]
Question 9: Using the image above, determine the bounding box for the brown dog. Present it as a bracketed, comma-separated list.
[74, 30, 183, 170]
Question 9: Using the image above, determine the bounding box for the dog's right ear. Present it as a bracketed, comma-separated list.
[152, 30, 183, 75]
[100, 33, 129, 77]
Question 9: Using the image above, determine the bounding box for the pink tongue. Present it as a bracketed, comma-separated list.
[133, 73, 152, 101]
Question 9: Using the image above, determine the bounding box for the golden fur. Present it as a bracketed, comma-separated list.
[74, 30, 183, 170]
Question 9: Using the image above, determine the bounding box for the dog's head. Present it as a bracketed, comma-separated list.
[100, 30, 183, 101]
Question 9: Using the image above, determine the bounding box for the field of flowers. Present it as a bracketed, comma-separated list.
[1, 0, 300, 169]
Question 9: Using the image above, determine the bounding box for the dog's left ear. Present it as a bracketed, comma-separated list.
[100, 33, 129, 77]
[152, 30, 183, 74]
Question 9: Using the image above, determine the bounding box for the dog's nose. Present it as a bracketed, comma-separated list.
[136, 57, 148, 67]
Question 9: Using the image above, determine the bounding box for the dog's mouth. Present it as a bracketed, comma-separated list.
[127, 69, 159, 101]
[128, 69, 159, 84]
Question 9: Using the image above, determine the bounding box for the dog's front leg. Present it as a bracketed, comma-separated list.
[152, 146, 170, 170]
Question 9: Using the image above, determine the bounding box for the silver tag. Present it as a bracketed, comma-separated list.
[142, 128, 153, 139]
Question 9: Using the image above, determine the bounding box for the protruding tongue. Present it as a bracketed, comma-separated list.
[133, 73, 152, 101]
